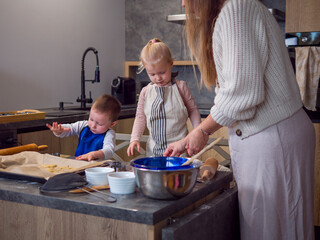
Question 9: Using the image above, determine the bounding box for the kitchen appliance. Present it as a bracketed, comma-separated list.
[111, 77, 136, 105]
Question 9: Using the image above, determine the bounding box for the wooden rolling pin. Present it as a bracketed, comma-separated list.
[0, 143, 48, 156]
[199, 157, 219, 181]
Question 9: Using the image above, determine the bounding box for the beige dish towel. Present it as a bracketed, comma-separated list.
[0, 151, 106, 179]
[295, 46, 320, 111]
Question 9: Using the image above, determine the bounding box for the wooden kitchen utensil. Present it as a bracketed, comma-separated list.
[199, 157, 219, 181]
[40, 172, 117, 203]
[72, 160, 110, 173]
[181, 137, 223, 166]
[69, 185, 110, 193]
[0, 143, 48, 156]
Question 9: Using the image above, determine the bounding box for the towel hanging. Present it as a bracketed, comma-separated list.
[295, 46, 320, 111]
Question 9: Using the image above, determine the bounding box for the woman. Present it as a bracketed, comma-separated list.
[164, 0, 315, 239]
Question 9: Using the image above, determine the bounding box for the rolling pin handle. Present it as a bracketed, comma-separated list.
[38, 145, 48, 151]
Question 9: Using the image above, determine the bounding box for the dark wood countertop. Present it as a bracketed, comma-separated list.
[0, 105, 212, 134]
[1, 104, 317, 137]
[0, 106, 137, 134]
[0, 170, 233, 225]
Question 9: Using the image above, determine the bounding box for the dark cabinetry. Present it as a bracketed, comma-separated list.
[0, 130, 17, 149]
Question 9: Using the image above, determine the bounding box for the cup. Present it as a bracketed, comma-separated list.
[85, 167, 114, 186]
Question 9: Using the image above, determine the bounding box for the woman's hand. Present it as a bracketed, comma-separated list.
[164, 127, 209, 157]
[164, 115, 221, 157]
[163, 138, 187, 157]
[184, 127, 209, 156]
[127, 141, 141, 156]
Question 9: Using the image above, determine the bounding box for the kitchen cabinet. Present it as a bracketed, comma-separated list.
[3, 107, 319, 226]
[0, 130, 17, 149]
[285, 0, 320, 33]
[18, 130, 78, 156]
[17, 118, 137, 158]
[0, 108, 136, 157]
[314, 123, 320, 226]
[0, 170, 236, 240]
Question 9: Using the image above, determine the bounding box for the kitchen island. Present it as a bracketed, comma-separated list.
[0, 170, 238, 240]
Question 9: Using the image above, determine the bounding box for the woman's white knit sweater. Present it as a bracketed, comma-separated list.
[210, 0, 302, 139]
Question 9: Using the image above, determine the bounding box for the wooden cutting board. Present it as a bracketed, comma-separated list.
[0, 109, 46, 124]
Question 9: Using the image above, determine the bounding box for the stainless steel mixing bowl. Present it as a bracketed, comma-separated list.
[130, 157, 199, 200]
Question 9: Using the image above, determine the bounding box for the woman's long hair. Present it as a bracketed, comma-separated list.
[184, 0, 224, 89]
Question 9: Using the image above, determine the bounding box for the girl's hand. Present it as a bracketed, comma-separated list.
[127, 141, 141, 156]
[46, 122, 70, 135]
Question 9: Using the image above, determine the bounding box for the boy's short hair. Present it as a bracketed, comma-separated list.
[92, 94, 121, 122]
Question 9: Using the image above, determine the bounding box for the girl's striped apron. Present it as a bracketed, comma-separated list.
[144, 81, 188, 156]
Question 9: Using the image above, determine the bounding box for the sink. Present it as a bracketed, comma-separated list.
[46, 104, 91, 117]
[67, 107, 91, 111]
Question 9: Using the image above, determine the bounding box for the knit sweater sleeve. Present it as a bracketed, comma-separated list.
[176, 80, 201, 128]
[210, 0, 269, 127]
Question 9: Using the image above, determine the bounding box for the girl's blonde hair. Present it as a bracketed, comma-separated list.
[184, 0, 224, 89]
[137, 38, 174, 74]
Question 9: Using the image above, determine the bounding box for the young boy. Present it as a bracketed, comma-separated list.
[46, 94, 121, 161]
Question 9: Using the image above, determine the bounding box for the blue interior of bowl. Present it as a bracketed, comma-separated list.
[131, 157, 195, 170]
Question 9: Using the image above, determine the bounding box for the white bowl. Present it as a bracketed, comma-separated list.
[85, 167, 114, 186]
[107, 171, 136, 194]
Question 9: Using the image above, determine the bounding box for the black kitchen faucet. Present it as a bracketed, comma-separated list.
[76, 47, 100, 109]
